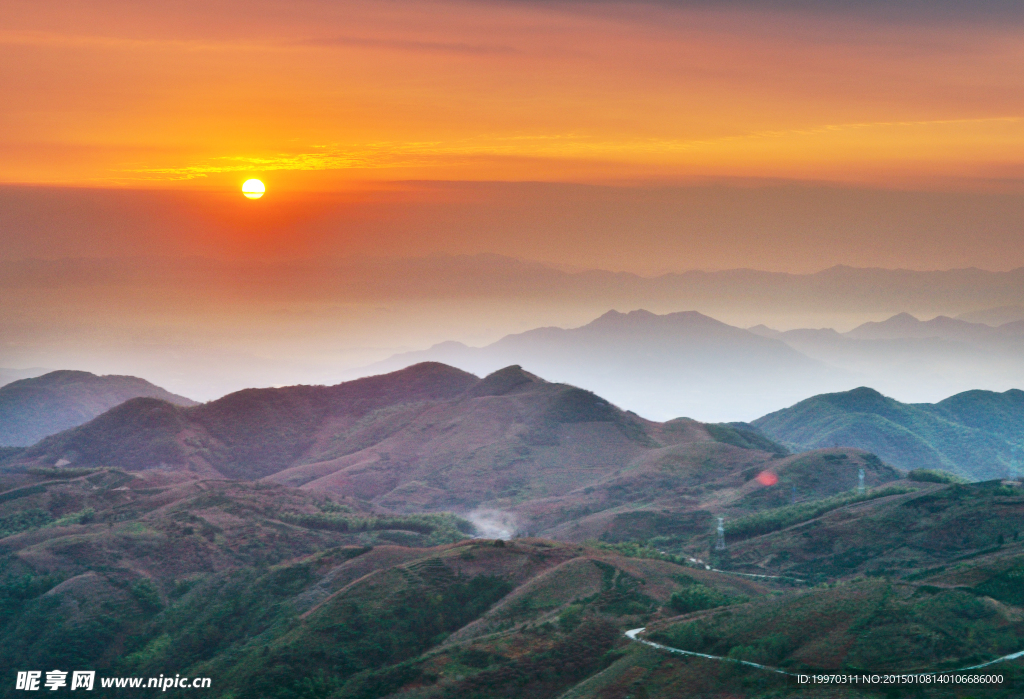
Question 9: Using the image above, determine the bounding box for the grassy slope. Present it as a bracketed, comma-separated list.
[138, 540, 765, 699]
[0, 449, 779, 699]
[619, 578, 1024, 699]
[753, 386, 1024, 480]
[567, 483, 1024, 699]
[540, 448, 901, 552]
[720, 480, 1024, 581]
[0, 490, 762, 699]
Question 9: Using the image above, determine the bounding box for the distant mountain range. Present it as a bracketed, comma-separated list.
[749, 311, 1024, 406]
[8, 256, 1024, 404]
[956, 304, 1024, 326]
[843, 311, 1023, 342]
[353, 310, 850, 421]
[0, 370, 196, 447]
[753, 386, 1024, 480]
[353, 308, 1024, 421]
[5, 256, 1024, 317]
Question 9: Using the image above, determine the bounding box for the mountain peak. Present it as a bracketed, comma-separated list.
[787, 385, 894, 414]
[846, 311, 1001, 341]
[0, 370, 197, 447]
[844, 312, 920, 339]
[834, 386, 889, 405]
[586, 309, 719, 329]
[747, 324, 781, 338]
[470, 365, 544, 397]
[888, 312, 920, 322]
[589, 309, 658, 324]
[6, 369, 100, 388]
[755, 384, 1024, 481]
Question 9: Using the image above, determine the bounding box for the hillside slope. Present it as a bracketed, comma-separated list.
[0, 367, 48, 388]
[10, 364, 898, 537]
[6, 377, 1024, 697]
[753, 386, 1024, 480]
[0, 370, 196, 447]
[565, 480, 1024, 699]
[4, 467, 1022, 698]
[0, 463, 767, 699]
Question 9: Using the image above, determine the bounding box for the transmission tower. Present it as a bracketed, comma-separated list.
[715, 516, 726, 550]
[858, 468, 866, 495]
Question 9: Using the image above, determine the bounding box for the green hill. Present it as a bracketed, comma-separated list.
[583, 481, 1024, 699]
[631, 576, 1024, 698]
[753, 386, 1024, 480]
[4, 464, 1024, 698]
[0, 370, 197, 447]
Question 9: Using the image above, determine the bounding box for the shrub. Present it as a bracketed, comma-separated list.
[667, 583, 731, 614]
[130, 579, 163, 613]
[908, 469, 968, 484]
[558, 604, 585, 632]
[0, 508, 53, 537]
[277, 511, 474, 541]
[725, 486, 916, 540]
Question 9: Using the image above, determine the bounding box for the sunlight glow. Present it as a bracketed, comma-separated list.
[242, 179, 265, 199]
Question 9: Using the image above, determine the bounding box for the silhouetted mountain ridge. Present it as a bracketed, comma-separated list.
[12, 362, 902, 539]
[749, 311, 1024, 405]
[845, 312, 1012, 342]
[355, 309, 846, 421]
[0, 370, 196, 447]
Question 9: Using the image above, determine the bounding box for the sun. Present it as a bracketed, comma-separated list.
[241, 179, 265, 199]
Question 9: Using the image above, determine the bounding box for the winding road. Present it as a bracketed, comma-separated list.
[624, 628, 1024, 675]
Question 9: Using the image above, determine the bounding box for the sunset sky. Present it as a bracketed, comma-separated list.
[4, 0, 1024, 188]
[2, 0, 1024, 271]
[3, 1, 1024, 401]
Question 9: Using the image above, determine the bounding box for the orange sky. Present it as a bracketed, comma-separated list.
[6, 1, 1024, 407]
[3, 0, 1024, 191]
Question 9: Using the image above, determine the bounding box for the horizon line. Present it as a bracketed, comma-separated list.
[2, 254, 1023, 278]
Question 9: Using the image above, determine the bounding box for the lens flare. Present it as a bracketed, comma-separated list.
[756, 471, 779, 486]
